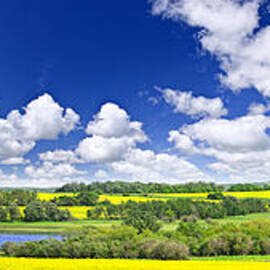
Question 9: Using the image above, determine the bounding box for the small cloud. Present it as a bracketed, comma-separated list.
[94, 169, 108, 179]
[148, 96, 160, 105]
[1, 157, 30, 165]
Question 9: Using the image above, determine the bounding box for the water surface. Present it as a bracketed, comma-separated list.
[0, 233, 62, 246]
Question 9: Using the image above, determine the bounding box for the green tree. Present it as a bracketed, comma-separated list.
[8, 203, 21, 221]
[0, 207, 8, 222]
[24, 200, 48, 222]
[76, 191, 99, 206]
[124, 210, 162, 234]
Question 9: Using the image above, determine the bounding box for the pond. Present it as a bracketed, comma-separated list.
[0, 233, 62, 247]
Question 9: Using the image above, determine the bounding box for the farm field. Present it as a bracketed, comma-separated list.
[0, 258, 269, 270]
[153, 190, 270, 199]
[38, 193, 168, 204]
[38, 190, 270, 205]
[18, 205, 95, 220]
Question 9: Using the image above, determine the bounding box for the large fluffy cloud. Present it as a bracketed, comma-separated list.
[86, 103, 146, 141]
[151, 0, 270, 96]
[75, 102, 209, 183]
[111, 148, 210, 183]
[161, 88, 227, 118]
[76, 103, 148, 163]
[169, 112, 270, 181]
[25, 162, 87, 179]
[0, 93, 79, 159]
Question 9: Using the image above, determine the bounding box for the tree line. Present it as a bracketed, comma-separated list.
[56, 181, 225, 194]
[228, 183, 270, 192]
[86, 197, 268, 221]
[0, 190, 72, 222]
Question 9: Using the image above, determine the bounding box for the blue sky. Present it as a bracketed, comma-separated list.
[0, 0, 270, 187]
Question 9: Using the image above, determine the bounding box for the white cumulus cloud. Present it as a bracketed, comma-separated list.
[76, 103, 147, 163]
[25, 162, 87, 179]
[151, 0, 270, 96]
[111, 148, 211, 183]
[0, 93, 80, 159]
[169, 113, 270, 182]
[161, 87, 227, 118]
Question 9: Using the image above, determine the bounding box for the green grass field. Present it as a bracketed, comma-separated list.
[191, 255, 270, 261]
[0, 212, 269, 234]
[0, 220, 121, 234]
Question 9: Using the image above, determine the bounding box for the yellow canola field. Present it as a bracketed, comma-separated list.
[99, 195, 167, 204]
[0, 258, 268, 270]
[154, 191, 270, 199]
[18, 206, 92, 220]
[38, 190, 270, 203]
[38, 193, 168, 204]
[58, 206, 93, 219]
[224, 191, 270, 199]
[33, 194, 168, 219]
[38, 193, 74, 201]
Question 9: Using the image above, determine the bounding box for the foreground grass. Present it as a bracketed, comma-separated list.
[223, 212, 270, 222]
[192, 255, 270, 261]
[0, 258, 269, 270]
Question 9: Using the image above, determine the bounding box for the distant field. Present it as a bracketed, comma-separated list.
[37, 193, 74, 201]
[154, 191, 270, 199]
[38, 191, 270, 204]
[18, 205, 94, 220]
[0, 258, 269, 270]
[38, 193, 168, 204]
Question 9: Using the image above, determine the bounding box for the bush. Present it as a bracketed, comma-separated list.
[2, 242, 19, 256]
[261, 238, 270, 255]
[201, 236, 230, 256]
[139, 240, 189, 260]
[180, 215, 199, 223]
[201, 232, 255, 256]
